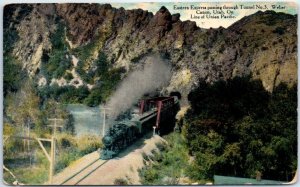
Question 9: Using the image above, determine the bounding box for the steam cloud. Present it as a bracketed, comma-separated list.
[106, 55, 172, 119]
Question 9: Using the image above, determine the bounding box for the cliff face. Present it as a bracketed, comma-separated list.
[4, 4, 297, 102]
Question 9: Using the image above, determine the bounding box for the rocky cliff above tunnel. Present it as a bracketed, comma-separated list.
[4, 4, 297, 103]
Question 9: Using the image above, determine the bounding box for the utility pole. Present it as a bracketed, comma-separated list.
[47, 118, 63, 184]
[48, 118, 63, 138]
[153, 126, 156, 136]
[101, 107, 111, 137]
[22, 123, 26, 152]
[22, 121, 31, 159]
[27, 123, 31, 165]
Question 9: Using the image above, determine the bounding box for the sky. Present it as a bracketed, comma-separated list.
[111, 2, 297, 28]
[0, 1, 297, 28]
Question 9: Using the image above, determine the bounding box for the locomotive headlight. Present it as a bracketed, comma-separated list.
[103, 136, 113, 146]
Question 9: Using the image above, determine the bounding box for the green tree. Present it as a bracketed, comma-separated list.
[84, 88, 102, 107]
[184, 77, 297, 181]
[5, 81, 41, 140]
[3, 55, 26, 96]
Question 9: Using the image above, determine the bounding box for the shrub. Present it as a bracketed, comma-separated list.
[57, 85, 90, 103]
[114, 178, 128, 185]
[84, 88, 102, 107]
[94, 52, 109, 77]
[55, 134, 102, 173]
[273, 27, 285, 35]
[41, 22, 70, 80]
[184, 77, 297, 181]
[3, 55, 26, 96]
[51, 22, 65, 50]
[55, 149, 81, 172]
[76, 135, 102, 155]
[139, 133, 190, 185]
[56, 133, 76, 149]
[72, 40, 97, 62]
[64, 112, 75, 134]
[155, 142, 167, 152]
[40, 51, 124, 104]
[64, 72, 74, 81]
[142, 152, 149, 161]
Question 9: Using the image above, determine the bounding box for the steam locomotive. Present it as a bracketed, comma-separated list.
[100, 96, 180, 159]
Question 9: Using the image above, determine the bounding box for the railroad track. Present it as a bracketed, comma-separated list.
[60, 158, 109, 185]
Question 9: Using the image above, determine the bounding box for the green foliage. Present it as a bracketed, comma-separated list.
[4, 128, 102, 184]
[97, 67, 124, 101]
[41, 51, 71, 80]
[64, 72, 74, 81]
[184, 77, 297, 181]
[3, 5, 22, 53]
[37, 99, 75, 136]
[84, 88, 102, 107]
[51, 23, 65, 50]
[72, 39, 98, 63]
[41, 22, 71, 80]
[55, 148, 81, 172]
[187, 76, 269, 122]
[3, 124, 23, 157]
[75, 60, 93, 83]
[3, 55, 26, 96]
[59, 85, 90, 103]
[3, 148, 49, 185]
[139, 133, 194, 185]
[5, 81, 41, 132]
[3, 29, 18, 54]
[3, 16, 24, 96]
[73, 40, 105, 84]
[76, 135, 102, 155]
[64, 112, 75, 134]
[94, 52, 110, 77]
[114, 178, 129, 185]
[82, 53, 124, 105]
[55, 134, 102, 173]
[38, 85, 90, 104]
[40, 52, 123, 106]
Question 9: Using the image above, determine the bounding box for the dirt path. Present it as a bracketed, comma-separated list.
[48, 151, 100, 185]
[78, 134, 166, 185]
[50, 133, 165, 185]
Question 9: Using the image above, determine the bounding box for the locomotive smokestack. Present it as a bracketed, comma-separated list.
[106, 54, 172, 120]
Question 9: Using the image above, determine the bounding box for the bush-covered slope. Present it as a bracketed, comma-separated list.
[182, 77, 297, 181]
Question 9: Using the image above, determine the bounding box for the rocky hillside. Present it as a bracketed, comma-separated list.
[4, 4, 297, 103]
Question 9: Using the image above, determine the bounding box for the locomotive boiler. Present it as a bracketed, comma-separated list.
[100, 96, 180, 159]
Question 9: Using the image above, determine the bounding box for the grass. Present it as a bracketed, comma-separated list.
[55, 134, 102, 173]
[55, 149, 82, 173]
[3, 151, 49, 185]
[4, 165, 49, 185]
[139, 132, 214, 185]
[139, 132, 191, 185]
[3, 133, 103, 185]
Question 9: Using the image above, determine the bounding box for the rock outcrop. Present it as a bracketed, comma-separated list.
[4, 4, 297, 102]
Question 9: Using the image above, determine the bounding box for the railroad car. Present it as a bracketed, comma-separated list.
[100, 96, 180, 159]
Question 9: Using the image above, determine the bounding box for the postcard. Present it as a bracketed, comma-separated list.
[2, 1, 297, 185]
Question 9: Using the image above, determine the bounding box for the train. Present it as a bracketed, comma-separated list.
[100, 96, 180, 159]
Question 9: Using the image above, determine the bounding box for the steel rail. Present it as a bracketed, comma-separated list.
[74, 160, 109, 185]
[60, 158, 106, 185]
